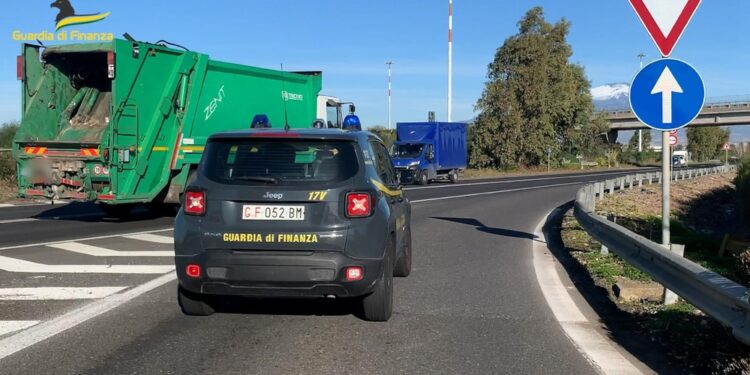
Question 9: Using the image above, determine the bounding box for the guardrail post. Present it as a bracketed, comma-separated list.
[606, 180, 615, 195]
[597, 182, 605, 201]
[657, 172, 662, 184]
[662, 244, 686, 305]
[619, 178, 625, 190]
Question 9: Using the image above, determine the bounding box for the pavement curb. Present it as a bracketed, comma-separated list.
[533, 207, 644, 375]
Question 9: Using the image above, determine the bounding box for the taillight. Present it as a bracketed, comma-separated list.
[186, 264, 201, 278]
[344, 266, 364, 282]
[346, 192, 372, 218]
[184, 190, 205, 216]
[17, 55, 24, 81]
[107, 52, 115, 79]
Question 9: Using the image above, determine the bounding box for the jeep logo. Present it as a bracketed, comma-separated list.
[263, 192, 284, 200]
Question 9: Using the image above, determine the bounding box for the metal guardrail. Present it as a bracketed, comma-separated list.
[573, 165, 750, 345]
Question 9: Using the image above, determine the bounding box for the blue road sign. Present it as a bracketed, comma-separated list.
[629, 59, 705, 131]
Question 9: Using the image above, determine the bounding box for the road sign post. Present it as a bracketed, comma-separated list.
[724, 143, 731, 166]
[628, 0, 703, 306]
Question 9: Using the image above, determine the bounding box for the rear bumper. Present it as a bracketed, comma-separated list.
[175, 250, 383, 298]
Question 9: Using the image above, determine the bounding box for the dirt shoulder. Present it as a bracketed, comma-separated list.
[560, 171, 750, 374]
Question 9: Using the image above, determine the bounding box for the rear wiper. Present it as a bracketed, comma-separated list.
[234, 176, 279, 184]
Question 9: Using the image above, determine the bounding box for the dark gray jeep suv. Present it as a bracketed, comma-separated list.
[174, 128, 412, 321]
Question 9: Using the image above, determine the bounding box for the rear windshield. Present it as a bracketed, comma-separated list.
[202, 139, 360, 186]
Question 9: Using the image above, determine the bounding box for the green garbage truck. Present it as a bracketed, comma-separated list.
[13, 39, 353, 215]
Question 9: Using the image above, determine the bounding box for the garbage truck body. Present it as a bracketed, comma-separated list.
[13, 39, 326, 205]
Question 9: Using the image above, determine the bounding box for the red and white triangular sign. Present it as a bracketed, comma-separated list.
[629, 0, 702, 57]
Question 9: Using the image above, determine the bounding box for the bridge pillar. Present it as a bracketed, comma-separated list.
[606, 130, 619, 144]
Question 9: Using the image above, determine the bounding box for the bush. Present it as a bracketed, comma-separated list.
[735, 157, 750, 223]
[368, 126, 396, 149]
[0, 121, 19, 148]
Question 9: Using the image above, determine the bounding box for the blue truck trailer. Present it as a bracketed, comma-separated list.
[391, 122, 467, 185]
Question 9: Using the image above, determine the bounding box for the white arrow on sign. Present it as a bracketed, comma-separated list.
[651, 66, 683, 124]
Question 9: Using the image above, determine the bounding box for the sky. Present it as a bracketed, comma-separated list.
[1, 0, 749, 134]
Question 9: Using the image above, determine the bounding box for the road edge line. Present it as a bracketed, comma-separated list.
[532, 208, 643, 375]
[0, 271, 176, 361]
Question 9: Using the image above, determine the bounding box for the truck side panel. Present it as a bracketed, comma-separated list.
[435, 122, 467, 170]
[109, 40, 198, 202]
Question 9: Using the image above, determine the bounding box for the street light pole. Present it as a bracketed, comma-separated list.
[386, 61, 393, 130]
[447, 0, 453, 122]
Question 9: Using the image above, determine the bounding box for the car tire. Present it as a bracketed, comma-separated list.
[178, 286, 214, 316]
[100, 203, 137, 218]
[449, 170, 459, 184]
[394, 228, 412, 278]
[360, 238, 394, 322]
[418, 171, 429, 185]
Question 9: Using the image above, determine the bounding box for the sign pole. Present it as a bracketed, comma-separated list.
[662, 130, 678, 304]
[661, 131, 670, 247]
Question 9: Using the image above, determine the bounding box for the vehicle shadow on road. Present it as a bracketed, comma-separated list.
[208, 296, 359, 318]
[431, 216, 539, 241]
[31, 202, 176, 223]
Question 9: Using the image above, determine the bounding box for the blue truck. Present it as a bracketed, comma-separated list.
[391, 122, 468, 185]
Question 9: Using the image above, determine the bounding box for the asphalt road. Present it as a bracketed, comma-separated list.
[0, 169, 651, 374]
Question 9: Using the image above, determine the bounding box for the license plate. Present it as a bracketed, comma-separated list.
[242, 205, 305, 221]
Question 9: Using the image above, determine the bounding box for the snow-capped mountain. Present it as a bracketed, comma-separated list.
[591, 83, 630, 111]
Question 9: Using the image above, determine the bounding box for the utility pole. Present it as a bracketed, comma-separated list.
[386, 61, 393, 130]
[447, 0, 453, 122]
[638, 53, 645, 153]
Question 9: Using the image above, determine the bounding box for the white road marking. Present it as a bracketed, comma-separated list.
[48, 242, 173, 257]
[405, 169, 651, 191]
[0, 204, 14, 208]
[0, 255, 174, 274]
[0, 228, 173, 252]
[0, 218, 37, 224]
[0, 287, 127, 300]
[410, 181, 584, 204]
[532, 211, 642, 375]
[123, 233, 174, 244]
[0, 321, 39, 336]
[0, 272, 175, 360]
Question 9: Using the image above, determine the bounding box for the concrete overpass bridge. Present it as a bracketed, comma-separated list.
[601, 97, 750, 131]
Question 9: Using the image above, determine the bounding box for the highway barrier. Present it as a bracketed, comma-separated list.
[573, 165, 750, 345]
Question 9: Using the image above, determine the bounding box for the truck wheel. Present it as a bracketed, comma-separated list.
[394, 228, 412, 278]
[418, 171, 429, 185]
[100, 203, 137, 218]
[178, 286, 214, 316]
[449, 170, 459, 184]
[360, 238, 394, 322]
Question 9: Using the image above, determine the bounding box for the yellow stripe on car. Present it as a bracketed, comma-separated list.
[370, 179, 403, 197]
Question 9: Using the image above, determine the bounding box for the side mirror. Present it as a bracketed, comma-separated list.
[427, 152, 435, 161]
[349, 104, 356, 114]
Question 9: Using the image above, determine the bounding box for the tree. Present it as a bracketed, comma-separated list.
[687, 127, 729, 161]
[470, 7, 598, 169]
[627, 130, 651, 151]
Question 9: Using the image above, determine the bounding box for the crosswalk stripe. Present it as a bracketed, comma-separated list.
[123, 233, 174, 244]
[48, 242, 173, 257]
[0, 321, 39, 336]
[0, 255, 175, 274]
[0, 287, 127, 300]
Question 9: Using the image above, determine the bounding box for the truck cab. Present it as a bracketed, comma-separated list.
[316, 95, 356, 129]
[391, 142, 434, 184]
